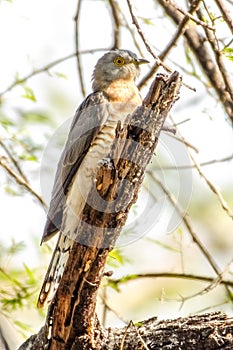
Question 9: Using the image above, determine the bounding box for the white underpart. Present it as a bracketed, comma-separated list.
[38, 102, 138, 307]
[63, 102, 134, 238]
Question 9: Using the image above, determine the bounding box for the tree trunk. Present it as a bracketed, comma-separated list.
[17, 72, 218, 350]
[18, 312, 233, 349]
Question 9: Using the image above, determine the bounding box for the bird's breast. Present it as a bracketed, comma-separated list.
[104, 78, 142, 105]
[63, 81, 142, 232]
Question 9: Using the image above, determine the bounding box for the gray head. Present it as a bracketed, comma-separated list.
[92, 49, 149, 91]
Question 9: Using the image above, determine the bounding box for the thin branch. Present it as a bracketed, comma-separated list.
[99, 289, 129, 325]
[142, 0, 205, 90]
[215, 0, 233, 33]
[175, 259, 233, 305]
[0, 140, 28, 183]
[74, 0, 86, 98]
[119, 8, 145, 58]
[170, 115, 232, 218]
[167, 132, 199, 153]
[197, 7, 233, 102]
[154, 153, 233, 170]
[170, 111, 233, 219]
[148, 172, 233, 303]
[0, 49, 107, 98]
[126, 0, 171, 72]
[108, 0, 121, 49]
[109, 272, 233, 288]
[0, 156, 46, 208]
[126, 0, 196, 92]
[157, 0, 233, 123]
[0, 52, 76, 97]
[189, 151, 233, 218]
[174, 2, 215, 30]
[159, 0, 202, 61]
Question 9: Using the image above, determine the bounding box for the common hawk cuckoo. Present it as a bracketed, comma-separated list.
[37, 49, 148, 308]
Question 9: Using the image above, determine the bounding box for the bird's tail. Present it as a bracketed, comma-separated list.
[37, 232, 72, 308]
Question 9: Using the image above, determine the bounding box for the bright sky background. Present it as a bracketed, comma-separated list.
[0, 0, 233, 346]
[0, 0, 232, 285]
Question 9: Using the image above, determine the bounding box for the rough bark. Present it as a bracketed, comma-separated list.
[18, 312, 233, 349]
[18, 71, 200, 350]
[157, 0, 233, 124]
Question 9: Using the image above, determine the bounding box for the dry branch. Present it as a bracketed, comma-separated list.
[18, 71, 182, 349]
[157, 0, 233, 123]
[19, 312, 233, 349]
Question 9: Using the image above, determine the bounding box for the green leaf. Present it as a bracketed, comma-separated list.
[107, 280, 120, 292]
[21, 86, 37, 102]
[14, 320, 34, 332]
[223, 47, 233, 53]
[145, 237, 180, 253]
[20, 153, 38, 161]
[0, 116, 14, 127]
[222, 47, 233, 61]
[7, 239, 26, 255]
[23, 264, 36, 284]
[4, 185, 21, 196]
[53, 71, 68, 79]
[21, 111, 51, 124]
[107, 274, 139, 291]
[107, 248, 128, 267]
[139, 17, 153, 25]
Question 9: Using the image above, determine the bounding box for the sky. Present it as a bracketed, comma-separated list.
[0, 0, 232, 287]
[0, 0, 233, 345]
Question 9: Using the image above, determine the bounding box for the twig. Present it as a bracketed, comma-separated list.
[74, 0, 86, 98]
[153, 153, 233, 170]
[170, 113, 232, 218]
[170, 115, 233, 219]
[215, 0, 233, 33]
[108, 0, 121, 49]
[0, 156, 46, 208]
[197, 7, 233, 102]
[120, 322, 132, 350]
[157, 0, 233, 123]
[190, 151, 233, 218]
[149, 172, 233, 303]
[132, 322, 150, 350]
[99, 289, 129, 325]
[174, 3, 215, 30]
[177, 259, 233, 305]
[109, 272, 233, 288]
[0, 140, 28, 182]
[119, 7, 145, 58]
[0, 48, 107, 98]
[126, 0, 171, 72]
[168, 132, 199, 153]
[159, 0, 202, 61]
[126, 0, 196, 92]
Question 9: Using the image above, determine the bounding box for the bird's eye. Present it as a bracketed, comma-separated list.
[114, 56, 125, 66]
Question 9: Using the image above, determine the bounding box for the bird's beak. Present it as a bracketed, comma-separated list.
[137, 58, 150, 65]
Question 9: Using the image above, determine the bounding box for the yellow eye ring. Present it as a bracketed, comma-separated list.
[114, 56, 125, 67]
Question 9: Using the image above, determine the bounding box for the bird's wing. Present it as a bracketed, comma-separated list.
[41, 91, 110, 243]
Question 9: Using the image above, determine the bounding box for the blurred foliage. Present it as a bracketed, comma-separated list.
[0, 0, 232, 346]
[0, 240, 42, 336]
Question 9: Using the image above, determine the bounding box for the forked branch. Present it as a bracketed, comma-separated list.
[18, 71, 182, 350]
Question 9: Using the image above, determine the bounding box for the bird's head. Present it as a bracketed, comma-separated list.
[92, 49, 149, 91]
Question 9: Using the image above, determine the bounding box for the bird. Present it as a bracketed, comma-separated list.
[37, 49, 149, 308]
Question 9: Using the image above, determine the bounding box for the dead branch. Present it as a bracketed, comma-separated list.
[0, 156, 46, 208]
[157, 0, 233, 123]
[74, 0, 85, 98]
[108, 0, 121, 49]
[18, 71, 182, 349]
[18, 312, 233, 349]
